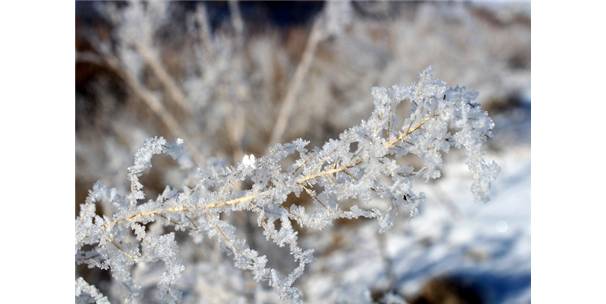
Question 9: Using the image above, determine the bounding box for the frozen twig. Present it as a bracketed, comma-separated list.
[76, 68, 499, 303]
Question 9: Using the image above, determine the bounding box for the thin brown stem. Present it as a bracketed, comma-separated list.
[134, 43, 191, 114]
[269, 19, 323, 146]
[101, 54, 205, 165]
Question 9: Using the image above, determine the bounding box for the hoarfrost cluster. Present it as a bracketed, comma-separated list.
[76, 69, 498, 303]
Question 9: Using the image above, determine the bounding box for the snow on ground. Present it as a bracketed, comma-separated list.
[390, 145, 531, 302]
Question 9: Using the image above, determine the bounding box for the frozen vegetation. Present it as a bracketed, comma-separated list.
[75, 1, 530, 303]
[76, 69, 500, 303]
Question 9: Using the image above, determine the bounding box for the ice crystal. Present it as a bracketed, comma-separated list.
[76, 277, 110, 304]
[75, 68, 498, 303]
[241, 154, 257, 169]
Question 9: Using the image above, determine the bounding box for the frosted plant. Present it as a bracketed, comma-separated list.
[75, 68, 498, 303]
[76, 277, 111, 304]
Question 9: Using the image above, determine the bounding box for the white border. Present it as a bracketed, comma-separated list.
[533, 1, 606, 302]
[2, 1, 606, 302]
[0, 1, 74, 302]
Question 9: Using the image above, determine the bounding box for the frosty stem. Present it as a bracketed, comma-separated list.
[104, 114, 433, 231]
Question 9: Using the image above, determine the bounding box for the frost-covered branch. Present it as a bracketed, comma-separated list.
[75, 68, 498, 303]
[76, 277, 110, 304]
